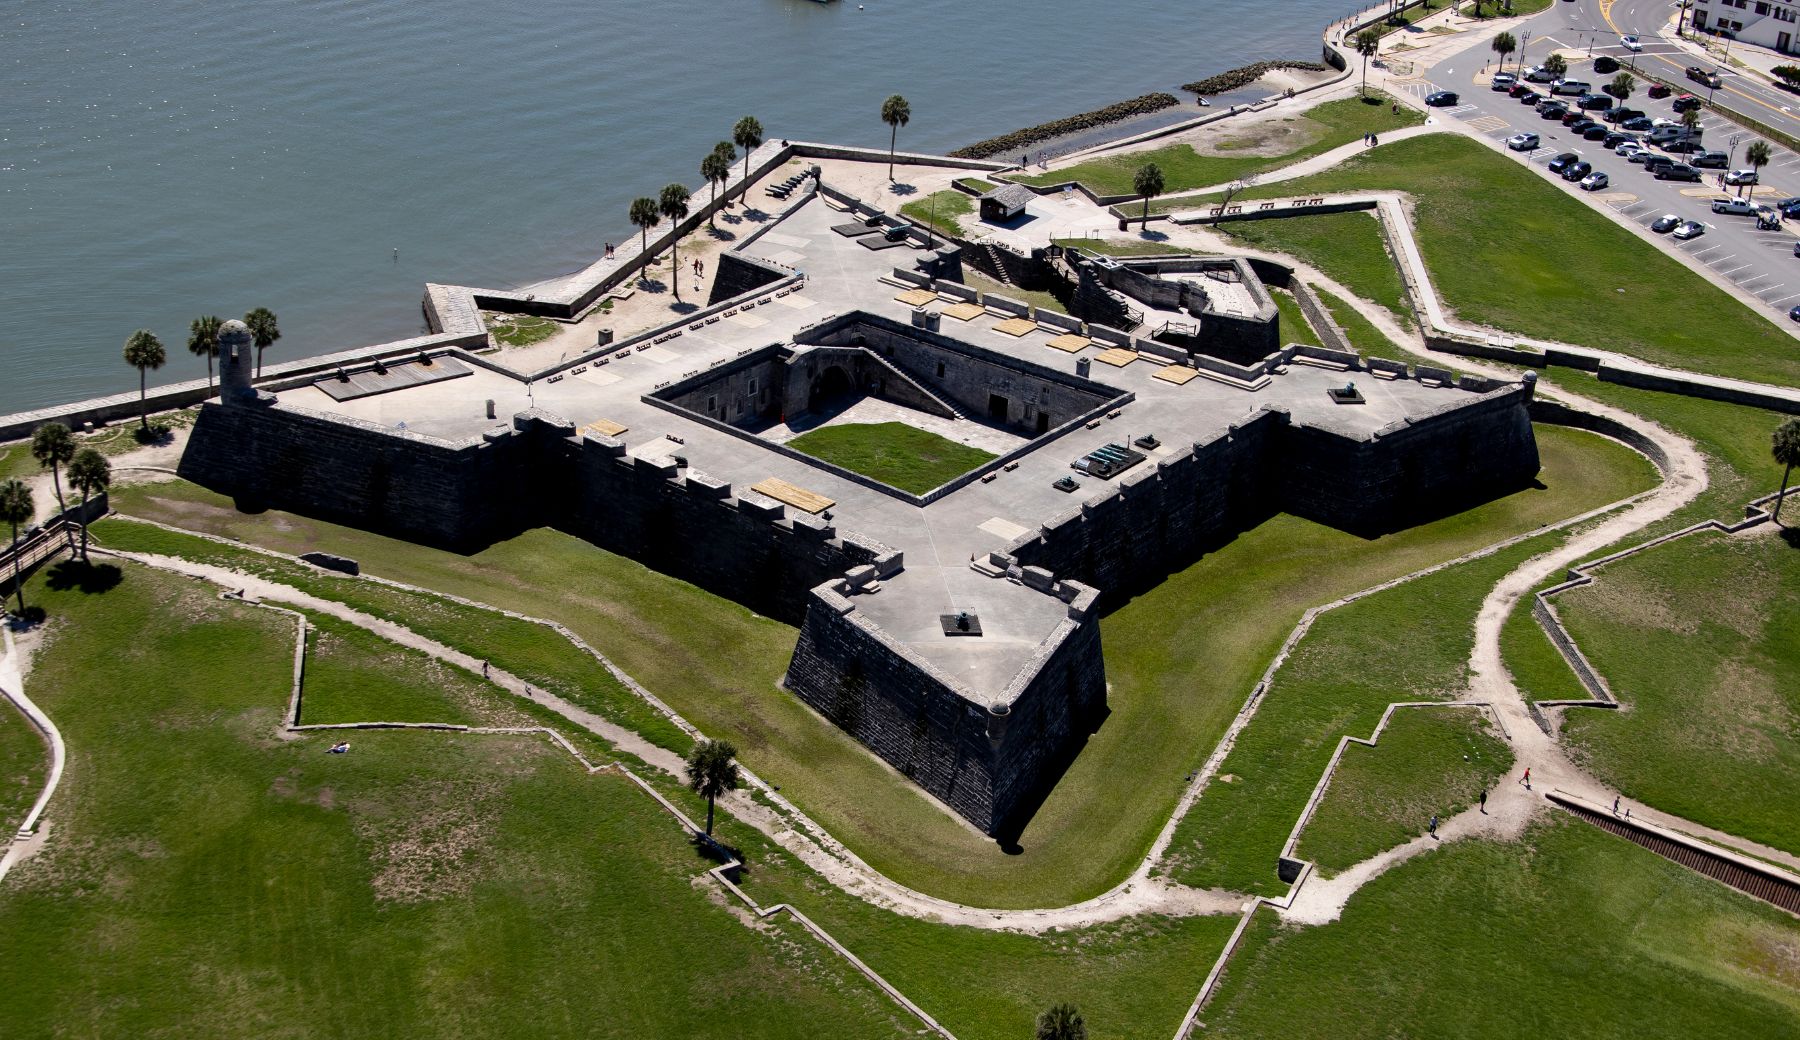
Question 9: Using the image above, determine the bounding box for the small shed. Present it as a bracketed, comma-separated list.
[979, 183, 1036, 222]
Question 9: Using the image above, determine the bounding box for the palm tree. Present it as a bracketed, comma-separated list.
[188, 315, 222, 396]
[1772, 417, 1800, 522]
[1492, 32, 1517, 77]
[1134, 163, 1165, 229]
[629, 196, 660, 282]
[67, 448, 110, 562]
[30, 422, 76, 553]
[1036, 1003, 1087, 1040]
[1356, 29, 1383, 97]
[881, 94, 911, 182]
[1610, 71, 1636, 102]
[1680, 106, 1702, 148]
[684, 738, 740, 836]
[121, 329, 166, 433]
[733, 115, 764, 186]
[0, 479, 32, 615]
[1544, 52, 1568, 78]
[244, 307, 280, 378]
[659, 183, 692, 301]
[701, 149, 731, 228]
[1745, 139, 1772, 201]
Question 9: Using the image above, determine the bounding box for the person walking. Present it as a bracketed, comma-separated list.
[1428, 814, 1439, 839]
[481, 660, 489, 678]
[1613, 795, 1621, 815]
[1479, 788, 1487, 814]
[1523, 767, 1532, 790]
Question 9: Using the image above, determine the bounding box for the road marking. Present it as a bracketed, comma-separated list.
[1739, 276, 1773, 289]
[1716, 263, 1748, 275]
[1768, 291, 1800, 304]
[1758, 284, 1789, 299]
[1692, 245, 1724, 257]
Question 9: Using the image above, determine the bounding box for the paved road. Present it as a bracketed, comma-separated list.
[1413, 3, 1800, 320]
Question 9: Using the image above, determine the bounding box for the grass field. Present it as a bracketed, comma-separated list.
[1270, 287, 1322, 347]
[1315, 285, 1421, 367]
[0, 408, 198, 484]
[0, 563, 910, 1038]
[0, 698, 45, 837]
[487, 314, 559, 348]
[784, 422, 996, 494]
[1203, 817, 1800, 1038]
[1014, 95, 1422, 197]
[1053, 237, 1209, 257]
[1156, 133, 1800, 386]
[964, 271, 1068, 316]
[898, 189, 972, 239]
[1217, 211, 1411, 325]
[298, 611, 486, 726]
[1294, 707, 1511, 876]
[1553, 529, 1800, 855]
[105, 425, 1652, 908]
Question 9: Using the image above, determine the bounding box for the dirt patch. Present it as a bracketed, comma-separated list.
[350, 776, 507, 904]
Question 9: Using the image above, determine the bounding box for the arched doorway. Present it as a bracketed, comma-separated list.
[808, 365, 853, 411]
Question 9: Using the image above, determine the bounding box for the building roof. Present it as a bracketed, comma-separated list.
[980, 183, 1037, 210]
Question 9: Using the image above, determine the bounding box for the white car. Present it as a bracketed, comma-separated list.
[1622, 35, 1643, 52]
[1652, 117, 1680, 129]
[1725, 168, 1760, 186]
[1616, 141, 1644, 156]
[1492, 72, 1517, 91]
[1580, 171, 1610, 191]
[1507, 132, 1542, 151]
[1524, 65, 1559, 83]
[1673, 220, 1707, 240]
[1712, 197, 1755, 215]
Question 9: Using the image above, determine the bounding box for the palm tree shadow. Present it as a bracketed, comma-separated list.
[44, 560, 123, 594]
[889, 182, 918, 196]
[707, 226, 737, 241]
[637, 277, 669, 295]
[1780, 525, 1800, 549]
[4, 606, 47, 630]
[1137, 229, 1170, 242]
[741, 208, 770, 223]
[670, 301, 700, 315]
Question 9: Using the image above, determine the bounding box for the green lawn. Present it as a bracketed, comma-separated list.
[1553, 529, 1800, 855]
[0, 562, 910, 1038]
[1203, 817, 1800, 1038]
[0, 697, 45, 837]
[1270, 288, 1322, 348]
[1294, 707, 1512, 875]
[1218, 211, 1411, 325]
[898, 189, 972, 239]
[1159, 133, 1800, 387]
[964, 271, 1068, 317]
[1054, 237, 1210, 258]
[90, 516, 692, 755]
[1314, 285, 1437, 370]
[488, 314, 559, 348]
[297, 611, 489, 726]
[784, 421, 996, 495]
[106, 425, 1651, 909]
[0, 408, 198, 484]
[1014, 94, 1422, 197]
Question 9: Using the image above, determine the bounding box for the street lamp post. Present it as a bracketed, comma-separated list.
[1519, 30, 1531, 76]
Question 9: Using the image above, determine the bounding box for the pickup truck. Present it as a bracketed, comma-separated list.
[1686, 65, 1724, 89]
[1712, 197, 1755, 216]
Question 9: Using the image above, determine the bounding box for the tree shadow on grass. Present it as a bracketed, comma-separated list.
[1780, 524, 1800, 549]
[44, 560, 123, 595]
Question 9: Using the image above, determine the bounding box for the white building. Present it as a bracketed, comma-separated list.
[1692, 0, 1800, 57]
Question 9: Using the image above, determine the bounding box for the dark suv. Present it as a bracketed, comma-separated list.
[1672, 94, 1704, 113]
[1655, 163, 1702, 181]
[1648, 82, 1673, 99]
[1604, 106, 1644, 124]
[1547, 152, 1582, 174]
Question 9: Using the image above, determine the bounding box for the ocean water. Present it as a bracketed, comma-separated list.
[0, 0, 1350, 414]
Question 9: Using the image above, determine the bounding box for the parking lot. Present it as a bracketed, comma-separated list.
[1417, 35, 1800, 319]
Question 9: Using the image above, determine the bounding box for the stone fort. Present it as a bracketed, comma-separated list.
[178, 147, 1539, 838]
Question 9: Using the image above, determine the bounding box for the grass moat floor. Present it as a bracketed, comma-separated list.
[783, 421, 997, 495]
[97, 422, 1654, 909]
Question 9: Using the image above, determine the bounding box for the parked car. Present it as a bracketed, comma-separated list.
[1663, 137, 1702, 154]
[1692, 150, 1730, 169]
[1673, 219, 1706, 239]
[1594, 56, 1621, 74]
[1540, 101, 1570, 119]
[1568, 117, 1600, 132]
[1515, 86, 1543, 103]
[1788, 304, 1800, 322]
[1686, 65, 1723, 89]
[1648, 125, 1697, 145]
[1656, 163, 1703, 182]
[1622, 35, 1643, 51]
[1547, 151, 1582, 174]
[1622, 116, 1656, 131]
[1725, 168, 1760, 186]
[1617, 143, 1645, 159]
[1492, 73, 1517, 91]
[1580, 171, 1610, 191]
[1648, 82, 1673, 99]
[1605, 107, 1645, 124]
[1562, 109, 1588, 126]
[1603, 132, 1636, 148]
[1630, 150, 1667, 167]
[1561, 161, 1594, 181]
[1712, 197, 1755, 215]
[1651, 213, 1682, 233]
[1672, 93, 1704, 113]
[1524, 65, 1560, 83]
[1552, 79, 1593, 96]
[1506, 131, 1542, 151]
[1426, 90, 1460, 106]
[1776, 196, 1800, 217]
[1583, 124, 1611, 141]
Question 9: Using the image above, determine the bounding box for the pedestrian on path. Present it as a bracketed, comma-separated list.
[1523, 767, 1532, 790]
[1613, 795, 1621, 815]
[1428, 814, 1439, 839]
[481, 659, 489, 678]
[1479, 788, 1488, 814]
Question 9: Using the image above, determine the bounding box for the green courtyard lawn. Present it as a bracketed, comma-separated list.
[1013, 94, 1422, 197]
[898, 189, 972, 239]
[1156, 133, 1800, 387]
[0, 562, 910, 1038]
[297, 611, 484, 726]
[1202, 817, 1800, 1039]
[1293, 707, 1512, 876]
[1269, 287, 1323, 347]
[106, 424, 1652, 909]
[964, 271, 1069, 317]
[1552, 529, 1800, 855]
[1316, 285, 1423, 368]
[1053, 237, 1209, 258]
[487, 313, 559, 348]
[784, 421, 995, 495]
[0, 698, 45, 837]
[1218, 211, 1411, 325]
